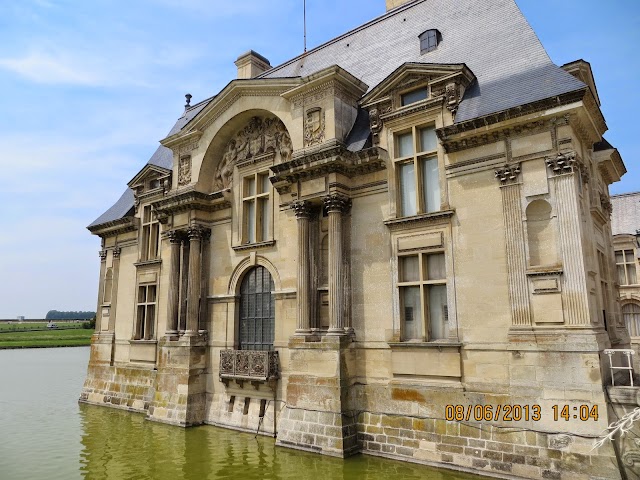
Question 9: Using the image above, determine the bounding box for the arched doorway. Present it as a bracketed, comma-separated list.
[239, 266, 275, 350]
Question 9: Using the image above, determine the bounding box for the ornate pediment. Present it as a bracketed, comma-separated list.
[361, 63, 475, 143]
[213, 116, 293, 191]
[128, 164, 171, 201]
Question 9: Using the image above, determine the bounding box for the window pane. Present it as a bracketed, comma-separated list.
[419, 127, 437, 153]
[245, 200, 255, 243]
[628, 264, 637, 285]
[400, 162, 417, 216]
[626, 250, 634, 263]
[422, 156, 440, 213]
[618, 265, 627, 285]
[616, 251, 624, 263]
[138, 286, 146, 303]
[259, 173, 270, 194]
[397, 132, 414, 158]
[148, 285, 157, 303]
[400, 256, 420, 282]
[401, 286, 422, 341]
[428, 285, 448, 340]
[401, 89, 427, 106]
[143, 205, 151, 223]
[245, 176, 256, 197]
[426, 253, 445, 280]
[146, 305, 155, 339]
[259, 198, 269, 242]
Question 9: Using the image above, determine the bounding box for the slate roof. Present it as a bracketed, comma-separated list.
[259, 0, 585, 123]
[612, 192, 640, 237]
[90, 0, 587, 228]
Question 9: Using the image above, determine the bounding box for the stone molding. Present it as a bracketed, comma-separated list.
[383, 210, 454, 231]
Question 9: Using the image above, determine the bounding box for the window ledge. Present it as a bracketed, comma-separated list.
[388, 341, 462, 349]
[525, 267, 563, 277]
[232, 240, 276, 252]
[384, 210, 454, 231]
[129, 339, 157, 345]
[134, 259, 162, 267]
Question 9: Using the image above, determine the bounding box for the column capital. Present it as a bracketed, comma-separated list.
[166, 229, 185, 244]
[291, 200, 313, 219]
[545, 151, 578, 176]
[112, 247, 122, 259]
[494, 163, 521, 185]
[323, 193, 351, 214]
[99, 250, 108, 261]
[187, 225, 211, 241]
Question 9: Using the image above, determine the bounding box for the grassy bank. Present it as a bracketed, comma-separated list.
[0, 322, 86, 332]
[0, 328, 93, 349]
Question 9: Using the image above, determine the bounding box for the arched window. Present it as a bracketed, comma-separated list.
[526, 200, 557, 267]
[239, 266, 275, 351]
[623, 303, 640, 337]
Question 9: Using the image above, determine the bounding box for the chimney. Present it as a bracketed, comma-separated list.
[235, 50, 271, 79]
[386, 0, 414, 11]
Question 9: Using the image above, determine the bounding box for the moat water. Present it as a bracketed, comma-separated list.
[0, 347, 482, 480]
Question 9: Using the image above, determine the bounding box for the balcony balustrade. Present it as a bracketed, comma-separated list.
[219, 349, 279, 388]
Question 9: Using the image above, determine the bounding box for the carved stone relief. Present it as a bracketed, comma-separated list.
[213, 116, 293, 191]
[304, 108, 325, 147]
[178, 156, 192, 186]
[495, 164, 522, 185]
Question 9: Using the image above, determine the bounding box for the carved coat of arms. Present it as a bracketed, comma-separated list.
[304, 108, 325, 147]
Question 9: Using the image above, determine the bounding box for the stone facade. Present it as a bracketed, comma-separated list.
[81, 1, 631, 478]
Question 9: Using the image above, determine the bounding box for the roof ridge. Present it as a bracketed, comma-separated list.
[257, 0, 427, 79]
[611, 191, 640, 199]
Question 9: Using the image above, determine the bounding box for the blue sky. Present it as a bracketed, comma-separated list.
[0, 0, 638, 318]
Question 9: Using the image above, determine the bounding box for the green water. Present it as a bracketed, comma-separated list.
[0, 347, 481, 480]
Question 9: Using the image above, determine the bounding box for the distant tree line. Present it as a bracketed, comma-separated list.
[45, 310, 96, 320]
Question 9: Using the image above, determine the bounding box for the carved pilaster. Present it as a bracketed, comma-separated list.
[496, 174, 531, 328]
[166, 230, 184, 335]
[293, 201, 312, 335]
[108, 247, 122, 334]
[324, 194, 351, 335]
[185, 226, 210, 335]
[553, 175, 590, 325]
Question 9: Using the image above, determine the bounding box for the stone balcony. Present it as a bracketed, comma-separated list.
[219, 349, 280, 389]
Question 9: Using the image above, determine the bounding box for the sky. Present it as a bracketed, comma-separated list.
[0, 0, 638, 318]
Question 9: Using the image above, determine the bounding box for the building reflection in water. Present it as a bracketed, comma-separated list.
[78, 404, 475, 480]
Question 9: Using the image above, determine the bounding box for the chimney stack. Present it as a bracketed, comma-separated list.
[235, 51, 271, 79]
[386, 0, 414, 11]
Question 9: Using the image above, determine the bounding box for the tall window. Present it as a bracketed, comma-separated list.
[242, 172, 270, 244]
[135, 284, 156, 340]
[141, 205, 160, 261]
[239, 266, 275, 351]
[616, 249, 637, 285]
[398, 252, 448, 341]
[623, 304, 640, 337]
[395, 126, 440, 217]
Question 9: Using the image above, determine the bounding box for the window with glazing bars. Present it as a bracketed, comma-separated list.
[616, 249, 637, 285]
[140, 205, 160, 261]
[623, 303, 640, 337]
[239, 266, 275, 351]
[242, 172, 270, 244]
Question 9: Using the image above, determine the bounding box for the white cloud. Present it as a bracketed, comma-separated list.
[0, 51, 103, 86]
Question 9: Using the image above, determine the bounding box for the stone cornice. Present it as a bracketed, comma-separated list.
[152, 190, 230, 221]
[270, 145, 387, 191]
[281, 65, 368, 102]
[88, 217, 137, 237]
[384, 210, 455, 231]
[437, 89, 586, 152]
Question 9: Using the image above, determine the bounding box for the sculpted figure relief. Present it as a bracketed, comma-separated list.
[213, 116, 293, 190]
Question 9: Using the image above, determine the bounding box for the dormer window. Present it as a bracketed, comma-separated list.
[401, 88, 428, 106]
[419, 29, 442, 54]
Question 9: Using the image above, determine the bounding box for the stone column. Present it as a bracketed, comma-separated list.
[185, 226, 209, 335]
[96, 250, 107, 331]
[166, 230, 183, 336]
[495, 164, 531, 328]
[108, 247, 121, 333]
[324, 193, 351, 335]
[292, 200, 312, 335]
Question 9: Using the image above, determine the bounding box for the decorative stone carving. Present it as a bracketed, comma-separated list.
[323, 193, 351, 214]
[600, 193, 613, 215]
[99, 250, 107, 261]
[291, 200, 313, 218]
[214, 116, 293, 190]
[304, 108, 325, 147]
[549, 434, 572, 450]
[495, 164, 521, 184]
[445, 82, 459, 114]
[546, 151, 577, 175]
[219, 350, 280, 382]
[112, 247, 121, 259]
[623, 438, 640, 468]
[178, 156, 191, 186]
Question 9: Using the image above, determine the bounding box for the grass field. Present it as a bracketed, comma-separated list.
[0, 327, 93, 349]
[0, 322, 86, 331]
